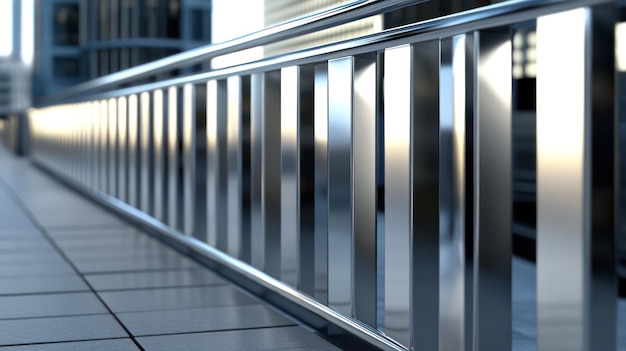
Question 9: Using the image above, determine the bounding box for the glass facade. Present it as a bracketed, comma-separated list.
[33, 0, 212, 99]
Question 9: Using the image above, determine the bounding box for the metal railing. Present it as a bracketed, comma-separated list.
[28, 0, 622, 350]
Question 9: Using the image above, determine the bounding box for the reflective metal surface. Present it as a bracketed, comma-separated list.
[117, 97, 128, 203]
[227, 76, 243, 258]
[250, 74, 264, 270]
[411, 39, 440, 351]
[327, 57, 352, 317]
[99, 100, 108, 193]
[281, 66, 299, 288]
[27, 1, 622, 350]
[90, 101, 99, 188]
[207, 80, 219, 247]
[140, 92, 153, 215]
[108, 99, 118, 197]
[536, 6, 616, 351]
[474, 29, 512, 351]
[438, 34, 469, 351]
[153, 89, 167, 222]
[352, 54, 377, 328]
[167, 87, 182, 231]
[207, 80, 228, 250]
[262, 70, 282, 279]
[383, 45, 411, 347]
[194, 83, 208, 242]
[46, 0, 428, 101]
[313, 63, 329, 305]
[182, 84, 195, 237]
[298, 65, 315, 296]
[127, 94, 139, 208]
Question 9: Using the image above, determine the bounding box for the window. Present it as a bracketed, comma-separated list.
[53, 57, 80, 78]
[53, 4, 79, 45]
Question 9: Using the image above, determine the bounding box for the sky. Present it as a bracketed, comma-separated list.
[0, 0, 13, 57]
[0, 0, 33, 65]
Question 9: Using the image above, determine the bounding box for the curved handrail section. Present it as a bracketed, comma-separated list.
[42, 0, 427, 103]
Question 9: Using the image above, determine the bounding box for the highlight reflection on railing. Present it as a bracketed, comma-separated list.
[28, 1, 622, 350]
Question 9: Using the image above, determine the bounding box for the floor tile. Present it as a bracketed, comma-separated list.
[53, 235, 160, 250]
[0, 230, 43, 239]
[85, 269, 226, 291]
[0, 241, 55, 252]
[0, 262, 75, 278]
[58, 238, 166, 253]
[0, 252, 66, 265]
[0, 292, 107, 319]
[0, 314, 127, 346]
[47, 226, 140, 237]
[137, 326, 341, 351]
[0, 274, 89, 295]
[98, 285, 258, 313]
[36, 214, 125, 228]
[0, 338, 140, 351]
[63, 246, 181, 262]
[119, 304, 295, 336]
[73, 255, 201, 273]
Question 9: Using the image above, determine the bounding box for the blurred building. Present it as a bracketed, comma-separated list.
[0, 58, 30, 115]
[33, 0, 212, 100]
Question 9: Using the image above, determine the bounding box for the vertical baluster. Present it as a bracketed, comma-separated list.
[463, 32, 476, 351]
[195, 83, 208, 241]
[240, 76, 252, 263]
[153, 89, 167, 222]
[207, 80, 218, 246]
[474, 29, 512, 351]
[250, 74, 264, 269]
[228, 76, 244, 258]
[328, 57, 352, 316]
[263, 70, 282, 278]
[183, 84, 196, 236]
[92, 101, 100, 190]
[314, 63, 329, 304]
[167, 87, 182, 231]
[299, 64, 316, 297]
[207, 80, 228, 249]
[83, 103, 90, 185]
[536, 6, 616, 351]
[128, 94, 139, 207]
[384, 45, 411, 347]
[100, 100, 108, 193]
[108, 99, 118, 197]
[140, 91, 153, 214]
[281, 66, 299, 288]
[352, 53, 378, 327]
[412, 39, 443, 351]
[118, 97, 128, 202]
[439, 34, 471, 351]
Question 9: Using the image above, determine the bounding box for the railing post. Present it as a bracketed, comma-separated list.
[314, 63, 329, 305]
[384, 45, 412, 347]
[474, 28, 512, 351]
[281, 66, 300, 288]
[536, 5, 617, 351]
[117, 97, 128, 203]
[328, 56, 353, 317]
[352, 53, 378, 328]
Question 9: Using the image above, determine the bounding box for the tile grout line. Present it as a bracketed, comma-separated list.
[130, 323, 300, 339]
[0, 177, 147, 351]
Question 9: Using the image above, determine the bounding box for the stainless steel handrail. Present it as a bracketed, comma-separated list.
[43, 0, 609, 107]
[42, 0, 427, 103]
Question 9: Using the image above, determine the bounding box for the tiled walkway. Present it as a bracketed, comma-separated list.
[1, 145, 624, 351]
[0, 147, 340, 350]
